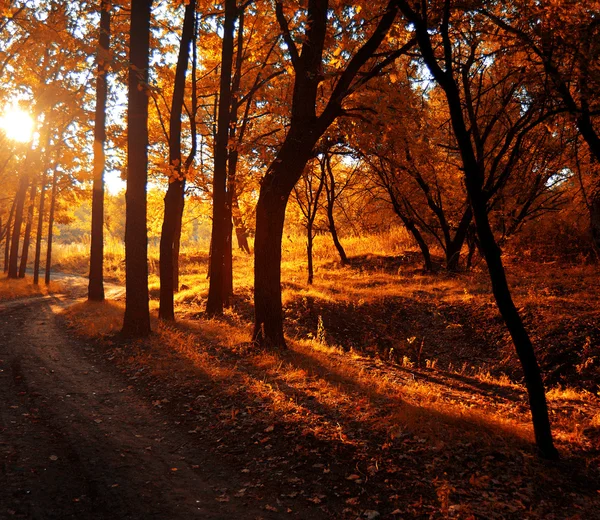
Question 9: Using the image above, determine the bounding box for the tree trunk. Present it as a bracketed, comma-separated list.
[122, 0, 152, 338]
[448, 80, 557, 459]
[471, 192, 557, 459]
[400, 215, 433, 272]
[3, 196, 16, 273]
[18, 176, 38, 278]
[388, 193, 433, 272]
[253, 136, 315, 348]
[8, 171, 29, 279]
[404, 12, 558, 458]
[326, 203, 348, 266]
[232, 195, 250, 253]
[33, 178, 47, 285]
[221, 8, 247, 302]
[323, 159, 348, 265]
[223, 204, 233, 305]
[160, 180, 184, 320]
[253, 182, 290, 348]
[206, 0, 236, 316]
[306, 221, 314, 284]
[88, 0, 111, 302]
[172, 11, 198, 295]
[445, 207, 472, 271]
[172, 181, 185, 292]
[222, 148, 238, 305]
[159, 0, 195, 321]
[466, 224, 478, 270]
[590, 188, 600, 253]
[45, 167, 59, 286]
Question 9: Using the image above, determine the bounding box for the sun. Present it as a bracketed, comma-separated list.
[0, 105, 34, 143]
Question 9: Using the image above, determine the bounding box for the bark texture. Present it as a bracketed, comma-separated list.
[33, 178, 46, 285]
[122, 0, 152, 338]
[159, 0, 195, 321]
[18, 177, 38, 278]
[8, 171, 29, 279]
[206, 0, 236, 316]
[88, 0, 111, 302]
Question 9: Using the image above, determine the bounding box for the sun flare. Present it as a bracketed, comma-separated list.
[0, 105, 34, 143]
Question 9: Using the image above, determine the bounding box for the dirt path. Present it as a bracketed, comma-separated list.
[0, 295, 286, 519]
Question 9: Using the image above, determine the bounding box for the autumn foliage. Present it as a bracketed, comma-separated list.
[1, 0, 600, 511]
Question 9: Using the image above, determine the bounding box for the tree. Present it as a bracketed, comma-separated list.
[45, 164, 59, 286]
[321, 148, 353, 266]
[253, 0, 414, 348]
[2, 195, 15, 272]
[292, 157, 325, 284]
[7, 152, 31, 278]
[18, 168, 38, 277]
[33, 167, 47, 285]
[396, 0, 558, 459]
[88, 0, 111, 302]
[206, 0, 237, 316]
[122, 0, 153, 338]
[159, 0, 196, 321]
[482, 1, 600, 251]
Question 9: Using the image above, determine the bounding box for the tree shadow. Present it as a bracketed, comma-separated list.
[102, 311, 600, 517]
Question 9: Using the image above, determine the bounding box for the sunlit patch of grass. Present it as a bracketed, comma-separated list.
[150, 324, 237, 381]
[288, 338, 534, 446]
[53, 237, 159, 283]
[62, 300, 124, 337]
[472, 371, 517, 388]
[0, 275, 62, 300]
[546, 386, 595, 401]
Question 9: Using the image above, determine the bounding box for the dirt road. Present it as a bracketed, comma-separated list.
[0, 295, 283, 519]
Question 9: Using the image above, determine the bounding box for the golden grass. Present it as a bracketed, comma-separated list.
[53, 237, 130, 283]
[57, 226, 600, 456]
[0, 275, 62, 301]
[61, 297, 591, 456]
[546, 386, 595, 401]
[62, 300, 125, 338]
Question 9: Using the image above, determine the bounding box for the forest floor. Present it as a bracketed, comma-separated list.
[1, 250, 600, 519]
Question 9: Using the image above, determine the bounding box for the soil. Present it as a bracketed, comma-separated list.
[0, 289, 289, 519]
[1, 272, 599, 519]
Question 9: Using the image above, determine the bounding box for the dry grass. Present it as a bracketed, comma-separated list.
[0, 274, 62, 301]
[58, 227, 600, 458]
[61, 298, 599, 459]
[58, 229, 600, 517]
[62, 300, 125, 338]
[52, 237, 130, 283]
